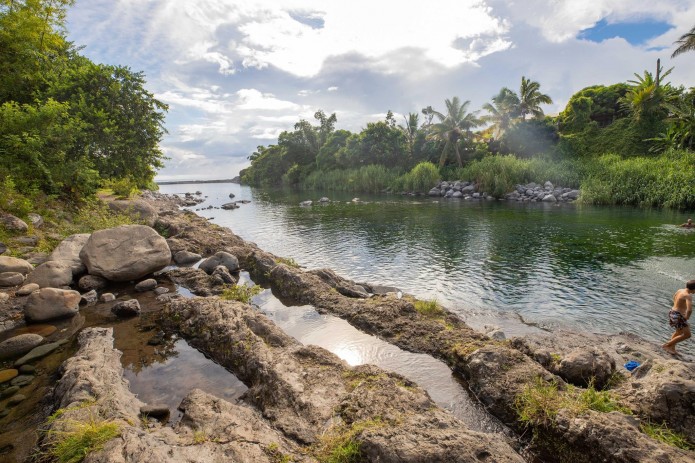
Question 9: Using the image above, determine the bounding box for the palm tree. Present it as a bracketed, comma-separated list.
[399, 112, 419, 160]
[482, 87, 520, 138]
[427, 97, 482, 167]
[621, 65, 674, 122]
[517, 76, 553, 119]
[672, 25, 695, 58]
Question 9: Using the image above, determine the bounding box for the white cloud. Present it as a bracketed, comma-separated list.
[235, 89, 302, 111]
[327, 86, 338, 92]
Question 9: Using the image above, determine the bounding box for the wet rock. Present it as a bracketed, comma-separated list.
[80, 225, 171, 281]
[100, 293, 116, 302]
[542, 194, 557, 202]
[221, 202, 239, 210]
[14, 341, 64, 366]
[10, 375, 34, 387]
[80, 290, 98, 304]
[24, 288, 80, 322]
[0, 272, 24, 287]
[310, 268, 370, 298]
[111, 299, 141, 317]
[48, 233, 90, 275]
[558, 348, 615, 389]
[0, 385, 19, 398]
[139, 404, 170, 420]
[108, 199, 159, 227]
[12, 324, 57, 337]
[24, 261, 73, 288]
[16, 283, 39, 296]
[487, 329, 506, 341]
[299, 200, 312, 206]
[18, 364, 35, 374]
[198, 251, 239, 274]
[134, 278, 157, 292]
[173, 250, 202, 265]
[154, 286, 169, 295]
[0, 369, 19, 384]
[0, 334, 43, 360]
[27, 213, 43, 228]
[78, 274, 108, 291]
[7, 394, 26, 406]
[211, 265, 236, 284]
[0, 256, 33, 275]
[0, 214, 28, 232]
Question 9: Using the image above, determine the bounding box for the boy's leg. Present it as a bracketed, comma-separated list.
[664, 326, 691, 351]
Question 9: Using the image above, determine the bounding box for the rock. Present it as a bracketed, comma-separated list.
[318, 197, 330, 203]
[487, 329, 506, 341]
[566, 189, 580, 200]
[80, 289, 98, 304]
[0, 292, 8, 303]
[461, 185, 476, 194]
[0, 334, 44, 360]
[0, 385, 19, 398]
[10, 374, 34, 387]
[544, 181, 554, 190]
[428, 188, 441, 196]
[27, 213, 43, 228]
[154, 286, 169, 295]
[11, 324, 56, 337]
[80, 225, 171, 282]
[0, 256, 33, 275]
[24, 288, 81, 322]
[173, 250, 202, 265]
[24, 261, 73, 288]
[452, 191, 463, 198]
[18, 364, 35, 374]
[135, 278, 157, 292]
[48, 233, 90, 275]
[108, 200, 158, 227]
[25, 252, 49, 266]
[16, 283, 39, 296]
[100, 293, 116, 302]
[558, 348, 615, 388]
[0, 369, 19, 384]
[542, 194, 557, 203]
[7, 394, 26, 406]
[211, 265, 236, 284]
[111, 299, 141, 317]
[0, 271, 24, 287]
[14, 341, 64, 366]
[198, 251, 239, 275]
[14, 236, 38, 246]
[299, 200, 312, 206]
[78, 274, 108, 291]
[0, 242, 6, 254]
[0, 214, 28, 232]
[221, 202, 239, 210]
[140, 404, 170, 420]
[228, 193, 235, 199]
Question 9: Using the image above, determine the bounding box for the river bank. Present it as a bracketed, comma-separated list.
[0, 192, 694, 462]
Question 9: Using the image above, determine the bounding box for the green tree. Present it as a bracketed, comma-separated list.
[517, 76, 553, 119]
[482, 87, 520, 138]
[428, 97, 482, 167]
[399, 113, 420, 162]
[672, 25, 695, 58]
[621, 65, 675, 123]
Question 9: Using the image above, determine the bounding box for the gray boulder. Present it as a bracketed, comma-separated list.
[428, 188, 441, 197]
[0, 256, 33, 275]
[78, 274, 108, 291]
[107, 200, 158, 227]
[558, 348, 615, 389]
[135, 278, 157, 292]
[100, 293, 116, 302]
[27, 213, 43, 229]
[461, 185, 476, 194]
[49, 233, 90, 275]
[173, 250, 202, 265]
[542, 194, 557, 203]
[211, 265, 236, 284]
[0, 272, 24, 287]
[221, 202, 239, 210]
[25, 261, 73, 288]
[16, 283, 39, 296]
[0, 214, 28, 232]
[0, 334, 43, 360]
[111, 299, 141, 317]
[566, 189, 580, 200]
[80, 290, 98, 304]
[79, 225, 171, 282]
[199, 251, 239, 275]
[24, 288, 81, 322]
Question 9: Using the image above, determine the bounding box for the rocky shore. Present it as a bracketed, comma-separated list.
[0, 191, 693, 462]
[428, 181, 580, 203]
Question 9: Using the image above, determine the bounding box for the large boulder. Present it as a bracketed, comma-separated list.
[111, 299, 141, 317]
[49, 233, 90, 275]
[0, 256, 33, 275]
[0, 334, 43, 360]
[0, 214, 28, 232]
[107, 200, 158, 227]
[24, 288, 80, 322]
[79, 225, 171, 282]
[173, 250, 202, 265]
[0, 272, 25, 287]
[77, 274, 108, 291]
[558, 348, 615, 388]
[25, 261, 73, 288]
[198, 251, 239, 275]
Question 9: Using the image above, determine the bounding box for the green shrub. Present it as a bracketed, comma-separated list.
[104, 177, 139, 198]
[45, 417, 121, 463]
[393, 162, 440, 192]
[220, 284, 263, 303]
[302, 165, 401, 193]
[414, 299, 445, 318]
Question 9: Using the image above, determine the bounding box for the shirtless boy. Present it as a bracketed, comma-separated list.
[662, 280, 694, 355]
[680, 218, 694, 228]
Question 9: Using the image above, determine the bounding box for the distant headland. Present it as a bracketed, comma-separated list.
[156, 176, 240, 185]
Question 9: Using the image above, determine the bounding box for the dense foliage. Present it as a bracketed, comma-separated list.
[0, 0, 167, 200]
[241, 60, 695, 209]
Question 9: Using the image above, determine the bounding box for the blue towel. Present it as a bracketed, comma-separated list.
[624, 360, 641, 371]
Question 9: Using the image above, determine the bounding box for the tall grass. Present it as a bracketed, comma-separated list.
[392, 162, 440, 192]
[302, 165, 401, 193]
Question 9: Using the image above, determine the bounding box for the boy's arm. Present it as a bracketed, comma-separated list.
[687, 296, 693, 320]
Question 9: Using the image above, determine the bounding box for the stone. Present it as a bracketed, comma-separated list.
[0, 242, 6, 254]
[100, 293, 116, 302]
[154, 286, 169, 295]
[25, 252, 49, 266]
[487, 329, 506, 341]
[0, 386, 19, 398]
[107, 200, 158, 227]
[111, 299, 141, 317]
[49, 233, 90, 275]
[27, 213, 43, 228]
[0, 292, 8, 303]
[299, 200, 312, 206]
[7, 394, 26, 406]
[25, 261, 73, 288]
[80, 225, 171, 282]
[0, 256, 33, 275]
[558, 348, 615, 389]
[199, 251, 239, 275]
[318, 197, 330, 203]
[428, 188, 441, 197]
[0, 369, 19, 384]
[80, 289, 98, 304]
[0, 214, 28, 232]
[221, 202, 239, 210]
[14, 236, 38, 246]
[134, 278, 157, 292]
[18, 364, 35, 374]
[542, 194, 557, 203]
[566, 189, 580, 200]
[461, 185, 476, 194]
[14, 341, 63, 366]
[544, 181, 554, 190]
[11, 324, 56, 337]
[24, 288, 81, 322]
[452, 191, 463, 198]
[173, 250, 202, 265]
[0, 271, 24, 287]
[78, 274, 108, 291]
[211, 265, 236, 284]
[140, 404, 170, 420]
[0, 334, 44, 360]
[228, 193, 235, 199]
[16, 283, 39, 296]
[10, 375, 34, 387]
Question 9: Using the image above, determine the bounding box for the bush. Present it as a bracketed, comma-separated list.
[302, 165, 401, 193]
[104, 177, 139, 198]
[414, 299, 445, 318]
[221, 284, 263, 303]
[393, 162, 440, 192]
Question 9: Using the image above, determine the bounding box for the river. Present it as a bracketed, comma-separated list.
[160, 182, 695, 356]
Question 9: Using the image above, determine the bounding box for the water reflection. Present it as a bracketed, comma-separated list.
[162, 183, 695, 354]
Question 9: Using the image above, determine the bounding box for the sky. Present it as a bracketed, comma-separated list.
[65, 0, 695, 181]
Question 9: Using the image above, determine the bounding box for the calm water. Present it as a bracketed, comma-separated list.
[160, 183, 695, 355]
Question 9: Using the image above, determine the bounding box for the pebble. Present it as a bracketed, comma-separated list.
[100, 293, 116, 302]
[154, 287, 169, 295]
[16, 283, 40, 296]
[14, 341, 63, 366]
[10, 375, 34, 387]
[135, 279, 158, 292]
[0, 369, 19, 384]
[0, 293, 8, 303]
[0, 386, 20, 398]
[7, 394, 26, 406]
[18, 364, 36, 374]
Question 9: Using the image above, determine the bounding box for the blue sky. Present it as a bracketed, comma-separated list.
[65, 0, 695, 181]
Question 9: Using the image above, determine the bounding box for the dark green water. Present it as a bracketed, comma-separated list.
[161, 183, 695, 354]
